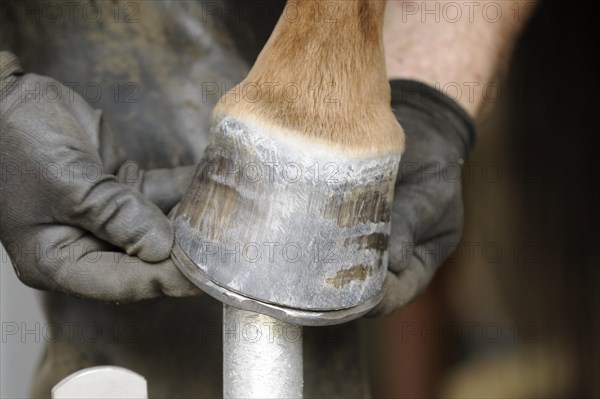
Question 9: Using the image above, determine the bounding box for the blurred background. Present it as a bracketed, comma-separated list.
[1, 0, 598, 397]
[365, 0, 600, 397]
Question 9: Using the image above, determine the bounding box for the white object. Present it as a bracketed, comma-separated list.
[52, 366, 147, 399]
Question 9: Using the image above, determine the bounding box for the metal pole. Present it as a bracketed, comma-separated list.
[223, 305, 303, 399]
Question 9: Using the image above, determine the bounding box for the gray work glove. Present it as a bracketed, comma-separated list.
[0, 51, 202, 302]
[370, 80, 476, 316]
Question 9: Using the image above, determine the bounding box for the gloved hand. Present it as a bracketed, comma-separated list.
[0, 51, 202, 302]
[369, 80, 476, 316]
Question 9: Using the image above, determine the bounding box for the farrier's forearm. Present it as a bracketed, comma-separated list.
[384, 0, 537, 116]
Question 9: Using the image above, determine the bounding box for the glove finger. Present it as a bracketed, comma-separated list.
[370, 222, 462, 317]
[367, 269, 422, 317]
[389, 89, 467, 271]
[140, 166, 196, 213]
[116, 163, 195, 213]
[58, 255, 203, 302]
[26, 227, 203, 302]
[368, 247, 437, 317]
[389, 179, 458, 272]
[58, 173, 175, 263]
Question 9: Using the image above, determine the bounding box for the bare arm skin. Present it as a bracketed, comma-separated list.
[383, 0, 538, 116]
